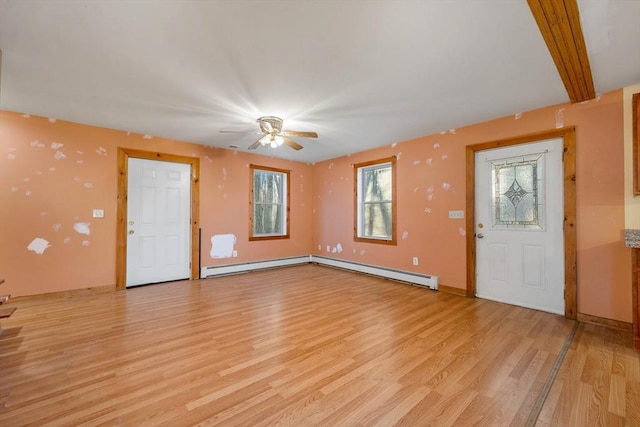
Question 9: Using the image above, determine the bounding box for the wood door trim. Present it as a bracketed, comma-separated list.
[465, 127, 577, 319]
[116, 148, 200, 291]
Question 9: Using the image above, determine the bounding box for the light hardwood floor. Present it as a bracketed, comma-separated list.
[0, 265, 638, 426]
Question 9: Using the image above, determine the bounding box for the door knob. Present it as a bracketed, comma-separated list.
[477, 233, 484, 239]
[128, 230, 135, 235]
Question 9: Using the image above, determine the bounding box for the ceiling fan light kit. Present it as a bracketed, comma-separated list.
[220, 116, 318, 151]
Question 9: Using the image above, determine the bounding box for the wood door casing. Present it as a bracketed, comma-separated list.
[466, 127, 577, 319]
[116, 148, 200, 291]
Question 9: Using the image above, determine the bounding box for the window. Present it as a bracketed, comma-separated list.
[250, 165, 290, 240]
[354, 157, 396, 245]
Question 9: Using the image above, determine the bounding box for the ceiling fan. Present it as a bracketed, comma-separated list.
[220, 116, 318, 151]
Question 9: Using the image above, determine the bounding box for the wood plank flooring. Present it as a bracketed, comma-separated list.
[0, 265, 638, 426]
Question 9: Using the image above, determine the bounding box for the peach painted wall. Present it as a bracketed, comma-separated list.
[312, 89, 631, 322]
[0, 88, 631, 322]
[0, 111, 314, 297]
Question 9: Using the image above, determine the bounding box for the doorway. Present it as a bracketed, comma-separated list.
[116, 148, 200, 290]
[466, 128, 577, 319]
[475, 138, 564, 314]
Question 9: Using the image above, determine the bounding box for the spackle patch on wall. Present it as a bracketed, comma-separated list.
[54, 151, 66, 161]
[555, 108, 565, 128]
[210, 234, 236, 258]
[51, 142, 64, 150]
[459, 227, 466, 236]
[28, 237, 51, 255]
[96, 147, 107, 156]
[73, 222, 91, 235]
[402, 231, 409, 240]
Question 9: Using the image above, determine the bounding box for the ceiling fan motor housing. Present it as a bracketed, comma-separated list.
[258, 116, 283, 134]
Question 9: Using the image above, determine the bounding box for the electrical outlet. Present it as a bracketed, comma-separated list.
[92, 209, 104, 218]
[413, 257, 419, 266]
[232, 250, 237, 257]
[449, 210, 464, 219]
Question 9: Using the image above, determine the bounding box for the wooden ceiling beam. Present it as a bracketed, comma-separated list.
[528, 0, 596, 103]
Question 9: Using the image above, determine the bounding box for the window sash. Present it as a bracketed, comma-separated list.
[250, 166, 289, 240]
[354, 158, 396, 244]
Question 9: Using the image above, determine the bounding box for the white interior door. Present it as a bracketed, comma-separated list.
[126, 158, 191, 288]
[475, 138, 564, 314]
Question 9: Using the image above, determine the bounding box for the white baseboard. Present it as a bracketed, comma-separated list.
[310, 256, 439, 290]
[201, 255, 312, 278]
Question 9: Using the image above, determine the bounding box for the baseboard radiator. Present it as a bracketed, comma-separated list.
[201, 255, 438, 291]
[311, 256, 438, 290]
[201, 256, 312, 278]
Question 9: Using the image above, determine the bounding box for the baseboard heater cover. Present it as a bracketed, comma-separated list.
[310, 256, 439, 290]
[201, 255, 312, 278]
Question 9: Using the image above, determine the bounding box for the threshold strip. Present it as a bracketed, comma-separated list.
[525, 320, 579, 427]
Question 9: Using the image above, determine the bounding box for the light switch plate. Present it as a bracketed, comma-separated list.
[92, 209, 105, 218]
[449, 210, 464, 219]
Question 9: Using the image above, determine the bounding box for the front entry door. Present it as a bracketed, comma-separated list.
[475, 138, 564, 314]
[126, 158, 192, 287]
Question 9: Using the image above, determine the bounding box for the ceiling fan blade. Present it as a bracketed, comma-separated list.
[281, 131, 318, 138]
[247, 138, 263, 150]
[283, 137, 304, 151]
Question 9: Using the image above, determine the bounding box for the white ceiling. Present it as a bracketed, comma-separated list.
[1, 0, 638, 163]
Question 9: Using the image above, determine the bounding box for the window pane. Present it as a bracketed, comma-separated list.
[363, 167, 392, 201]
[363, 202, 392, 237]
[253, 204, 282, 235]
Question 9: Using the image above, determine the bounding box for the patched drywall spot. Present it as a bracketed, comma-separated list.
[49, 167, 56, 172]
[433, 143, 440, 149]
[21, 113, 31, 118]
[73, 222, 91, 235]
[412, 160, 421, 166]
[326, 245, 331, 253]
[51, 142, 64, 150]
[82, 240, 90, 246]
[54, 151, 66, 161]
[442, 182, 451, 191]
[427, 194, 435, 201]
[222, 168, 228, 181]
[83, 182, 93, 188]
[441, 154, 448, 160]
[53, 223, 62, 231]
[204, 156, 213, 163]
[143, 135, 153, 140]
[424, 208, 432, 214]
[96, 147, 107, 155]
[30, 140, 44, 148]
[440, 131, 446, 135]
[397, 152, 402, 160]
[64, 237, 71, 244]
[515, 112, 523, 120]
[402, 231, 409, 240]
[426, 158, 433, 166]
[210, 234, 236, 258]
[555, 108, 565, 128]
[459, 227, 466, 236]
[449, 129, 456, 134]
[359, 249, 366, 256]
[413, 186, 419, 192]
[10, 186, 18, 192]
[328, 163, 334, 169]
[391, 143, 397, 148]
[48, 118, 57, 123]
[28, 238, 51, 254]
[336, 243, 343, 253]
[25, 190, 32, 197]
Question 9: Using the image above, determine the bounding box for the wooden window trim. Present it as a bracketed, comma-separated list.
[249, 164, 290, 241]
[353, 156, 397, 245]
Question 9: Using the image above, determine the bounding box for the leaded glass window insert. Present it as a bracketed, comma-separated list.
[250, 165, 289, 240]
[490, 153, 545, 230]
